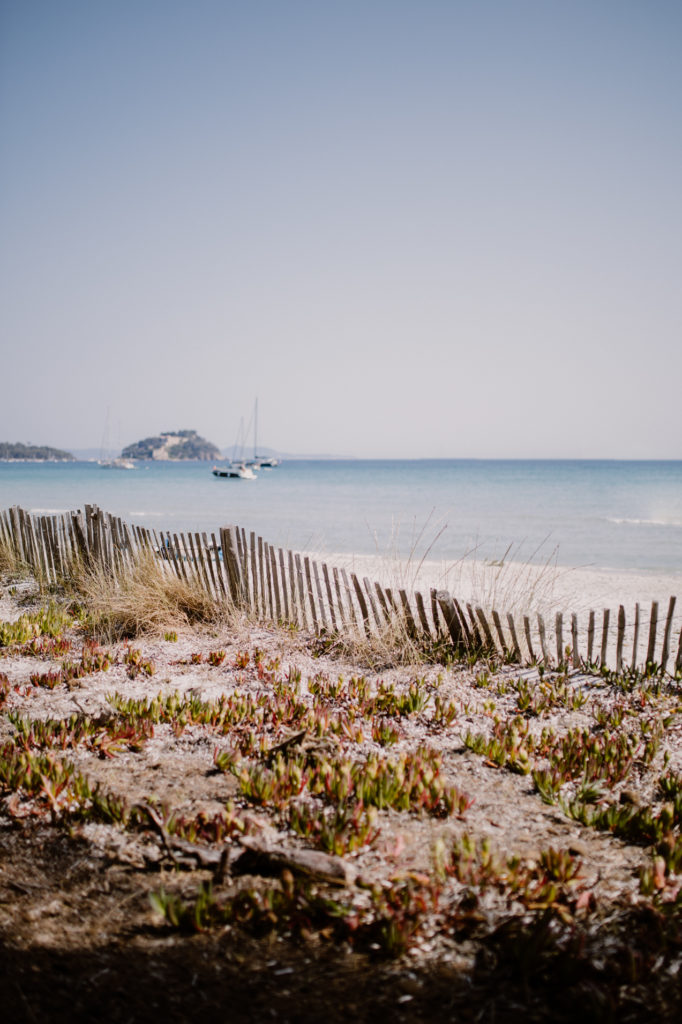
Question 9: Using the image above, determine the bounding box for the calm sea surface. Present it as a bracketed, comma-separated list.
[1, 460, 681, 574]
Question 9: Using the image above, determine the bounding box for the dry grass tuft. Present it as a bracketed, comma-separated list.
[70, 553, 226, 640]
[0, 535, 28, 579]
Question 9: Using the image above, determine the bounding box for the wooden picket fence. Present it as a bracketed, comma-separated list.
[1, 505, 680, 676]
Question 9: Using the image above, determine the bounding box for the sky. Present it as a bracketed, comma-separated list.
[1, 0, 681, 459]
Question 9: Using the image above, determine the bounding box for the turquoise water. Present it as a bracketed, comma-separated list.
[1, 459, 681, 573]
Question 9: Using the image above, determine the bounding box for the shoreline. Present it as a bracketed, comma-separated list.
[315, 549, 682, 620]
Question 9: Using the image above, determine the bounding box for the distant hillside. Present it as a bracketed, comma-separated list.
[0, 442, 74, 462]
[122, 430, 220, 461]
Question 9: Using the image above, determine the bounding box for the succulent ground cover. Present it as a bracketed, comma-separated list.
[1, 579, 682, 1021]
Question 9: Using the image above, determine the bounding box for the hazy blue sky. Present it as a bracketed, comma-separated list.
[1, 0, 680, 458]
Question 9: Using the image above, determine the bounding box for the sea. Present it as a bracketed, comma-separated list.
[1, 459, 681, 576]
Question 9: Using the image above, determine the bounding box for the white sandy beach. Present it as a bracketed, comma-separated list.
[316, 551, 682, 652]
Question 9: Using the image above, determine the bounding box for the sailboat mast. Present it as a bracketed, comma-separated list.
[254, 398, 258, 459]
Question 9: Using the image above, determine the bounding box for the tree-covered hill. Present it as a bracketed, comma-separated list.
[0, 442, 75, 461]
[122, 429, 220, 461]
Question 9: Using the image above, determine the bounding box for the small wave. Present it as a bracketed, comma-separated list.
[29, 507, 68, 514]
[129, 511, 165, 517]
[607, 517, 682, 528]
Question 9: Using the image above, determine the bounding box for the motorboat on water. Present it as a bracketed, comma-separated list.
[212, 462, 257, 480]
[99, 457, 136, 470]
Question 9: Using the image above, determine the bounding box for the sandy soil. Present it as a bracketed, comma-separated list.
[2, 576, 682, 1021]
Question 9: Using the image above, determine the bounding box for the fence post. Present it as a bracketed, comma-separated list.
[220, 526, 243, 606]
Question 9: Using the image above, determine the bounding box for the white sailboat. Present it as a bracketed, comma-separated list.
[212, 417, 257, 480]
[98, 409, 136, 469]
[246, 398, 280, 469]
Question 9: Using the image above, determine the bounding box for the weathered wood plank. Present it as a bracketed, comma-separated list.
[491, 610, 508, 657]
[646, 601, 658, 668]
[363, 577, 383, 628]
[313, 561, 328, 631]
[661, 596, 677, 673]
[279, 549, 290, 622]
[587, 611, 595, 665]
[555, 612, 564, 666]
[267, 546, 280, 621]
[523, 615, 535, 663]
[616, 605, 626, 673]
[571, 613, 579, 669]
[475, 607, 495, 651]
[322, 563, 338, 632]
[258, 536, 267, 618]
[600, 609, 610, 667]
[304, 557, 319, 633]
[250, 533, 260, 616]
[631, 603, 640, 670]
[415, 593, 432, 637]
[340, 569, 358, 629]
[332, 567, 347, 628]
[398, 590, 417, 638]
[351, 573, 370, 633]
[537, 614, 550, 664]
[220, 527, 242, 604]
[263, 542, 274, 620]
[466, 603, 483, 649]
[436, 591, 465, 651]
[295, 554, 310, 630]
[506, 612, 522, 662]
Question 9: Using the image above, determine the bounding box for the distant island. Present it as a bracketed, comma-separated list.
[122, 429, 220, 461]
[0, 442, 75, 462]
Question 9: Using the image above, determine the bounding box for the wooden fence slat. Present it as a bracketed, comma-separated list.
[210, 533, 227, 598]
[33, 516, 50, 582]
[491, 610, 508, 657]
[476, 607, 495, 651]
[313, 561, 328, 631]
[524, 615, 535, 663]
[363, 577, 383, 629]
[537, 614, 550, 664]
[466, 603, 483, 649]
[304, 557, 319, 633]
[263, 542, 274, 620]
[616, 605, 626, 673]
[322, 563, 338, 631]
[295, 554, 311, 630]
[220, 527, 242, 605]
[269, 545, 282, 621]
[332, 567, 348, 628]
[661, 596, 677, 672]
[555, 612, 564, 666]
[506, 612, 522, 662]
[254, 536, 266, 614]
[203, 532, 221, 599]
[415, 593, 432, 637]
[600, 609, 610, 667]
[166, 531, 184, 580]
[587, 611, 595, 664]
[398, 590, 417, 638]
[430, 590, 442, 639]
[646, 601, 658, 668]
[351, 573, 370, 633]
[436, 591, 465, 651]
[374, 582, 390, 622]
[571, 613, 579, 669]
[676, 626, 682, 674]
[288, 550, 298, 622]
[240, 528, 251, 609]
[279, 549, 290, 622]
[250, 533, 260, 617]
[632, 603, 640, 669]
[340, 569, 358, 629]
